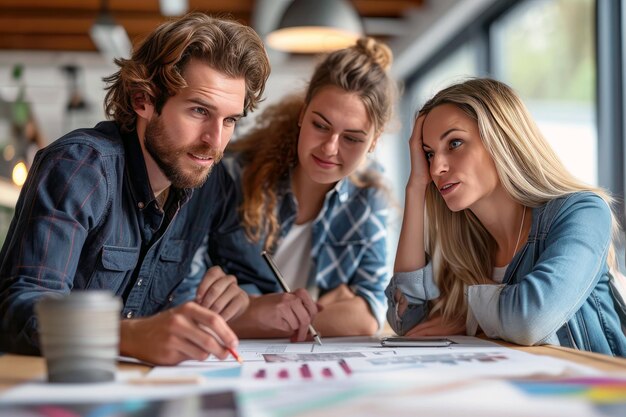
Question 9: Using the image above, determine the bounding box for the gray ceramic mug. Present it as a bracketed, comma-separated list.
[35, 291, 122, 383]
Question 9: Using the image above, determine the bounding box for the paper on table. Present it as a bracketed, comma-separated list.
[343, 347, 598, 380]
[239, 377, 597, 417]
[177, 336, 522, 366]
[1, 336, 600, 412]
[149, 336, 596, 386]
[0, 371, 222, 404]
[263, 351, 395, 363]
[242, 361, 352, 381]
[0, 390, 239, 417]
[177, 337, 386, 365]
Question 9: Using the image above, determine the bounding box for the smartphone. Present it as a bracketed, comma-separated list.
[380, 336, 453, 347]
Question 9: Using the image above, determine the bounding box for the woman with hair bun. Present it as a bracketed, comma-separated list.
[179, 38, 397, 340]
[387, 78, 626, 356]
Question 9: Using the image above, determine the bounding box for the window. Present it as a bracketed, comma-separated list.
[410, 42, 479, 117]
[491, 0, 596, 184]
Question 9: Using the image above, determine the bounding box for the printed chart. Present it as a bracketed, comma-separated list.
[367, 351, 509, 367]
[243, 360, 352, 381]
[263, 352, 366, 362]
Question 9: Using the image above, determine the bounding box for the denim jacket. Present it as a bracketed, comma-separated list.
[0, 121, 239, 354]
[386, 192, 626, 356]
[177, 155, 391, 327]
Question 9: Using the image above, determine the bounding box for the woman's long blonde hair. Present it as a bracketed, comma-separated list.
[229, 37, 396, 250]
[420, 78, 620, 324]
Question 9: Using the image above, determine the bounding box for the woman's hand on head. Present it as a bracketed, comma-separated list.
[407, 115, 431, 189]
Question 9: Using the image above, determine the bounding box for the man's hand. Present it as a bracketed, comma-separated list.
[195, 266, 249, 321]
[120, 301, 238, 365]
[247, 289, 319, 341]
[405, 314, 465, 337]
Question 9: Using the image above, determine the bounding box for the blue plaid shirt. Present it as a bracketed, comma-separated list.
[0, 121, 239, 354]
[177, 155, 390, 328]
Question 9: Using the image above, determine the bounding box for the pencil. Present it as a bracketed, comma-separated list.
[261, 251, 323, 345]
[227, 347, 243, 364]
[199, 324, 244, 363]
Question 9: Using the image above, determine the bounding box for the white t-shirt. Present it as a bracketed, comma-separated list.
[273, 221, 316, 298]
[491, 265, 507, 284]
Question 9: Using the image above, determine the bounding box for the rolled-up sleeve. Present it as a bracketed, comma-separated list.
[385, 261, 439, 335]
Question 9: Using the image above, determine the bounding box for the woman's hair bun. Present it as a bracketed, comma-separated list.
[355, 37, 393, 71]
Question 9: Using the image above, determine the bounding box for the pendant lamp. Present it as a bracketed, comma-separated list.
[266, 0, 364, 53]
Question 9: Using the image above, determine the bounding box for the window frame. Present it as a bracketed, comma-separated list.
[402, 0, 625, 225]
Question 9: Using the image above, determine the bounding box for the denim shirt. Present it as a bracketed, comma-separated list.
[386, 192, 626, 356]
[177, 155, 391, 328]
[0, 121, 238, 355]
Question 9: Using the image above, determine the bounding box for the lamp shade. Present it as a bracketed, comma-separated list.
[90, 13, 131, 61]
[266, 0, 364, 53]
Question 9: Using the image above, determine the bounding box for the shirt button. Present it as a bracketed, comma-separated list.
[126, 311, 134, 319]
[168, 295, 174, 303]
[137, 202, 145, 209]
[137, 279, 143, 287]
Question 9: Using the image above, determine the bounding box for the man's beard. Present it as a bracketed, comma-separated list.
[144, 116, 223, 189]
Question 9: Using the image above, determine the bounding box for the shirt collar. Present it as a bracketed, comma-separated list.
[333, 177, 350, 203]
[121, 128, 192, 210]
[280, 170, 351, 205]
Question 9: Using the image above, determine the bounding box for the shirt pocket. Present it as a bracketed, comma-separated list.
[89, 245, 139, 294]
[149, 239, 191, 305]
[317, 240, 367, 287]
[323, 223, 369, 246]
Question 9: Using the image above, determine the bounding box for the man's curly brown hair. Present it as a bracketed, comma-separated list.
[103, 13, 270, 132]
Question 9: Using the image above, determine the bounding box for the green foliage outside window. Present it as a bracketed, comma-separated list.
[496, 0, 594, 103]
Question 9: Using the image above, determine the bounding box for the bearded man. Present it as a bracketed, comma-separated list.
[0, 13, 270, 365]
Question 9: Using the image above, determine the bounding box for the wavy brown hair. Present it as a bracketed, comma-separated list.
[103, 13, 270, 132]
[229, 37, 396, 250]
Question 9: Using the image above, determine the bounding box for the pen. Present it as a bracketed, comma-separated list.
[199, 324, 244, 364]
[261, 251, 323, 345]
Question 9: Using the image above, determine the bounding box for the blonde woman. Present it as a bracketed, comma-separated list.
[387, 78, 626, 356]
[178, 38, 396, 341]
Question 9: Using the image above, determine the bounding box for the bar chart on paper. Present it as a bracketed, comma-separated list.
[244, 360, 352, 381]
[165, 360, 354, 383]
[367, 351, 510, 367]
[149, 337, 586, 386]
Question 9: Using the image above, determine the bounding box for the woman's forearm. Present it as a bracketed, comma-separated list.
[313, 296, 378, 336]
[394, 184, 428, 272]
